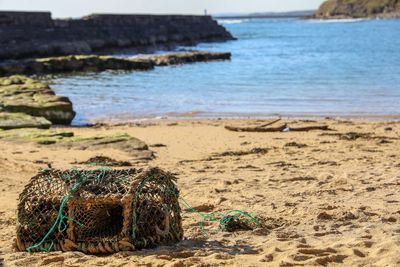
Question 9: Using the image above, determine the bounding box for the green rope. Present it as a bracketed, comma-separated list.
[219, 210, 261, 231]
[131, 175, 154, 239]
[179, 197, 261, 235]
[131, 173, 260, 238]
[157, 181, 261, 234]
[26, 169, 103, 253]
[132, 176, 261, 239]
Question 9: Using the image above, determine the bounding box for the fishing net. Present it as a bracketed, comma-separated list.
[14, 168, 183, 254]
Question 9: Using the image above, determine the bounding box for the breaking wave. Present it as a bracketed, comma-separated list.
[218, 19, 248, 25]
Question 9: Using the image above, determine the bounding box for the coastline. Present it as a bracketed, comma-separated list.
[1, 118, 399, 266]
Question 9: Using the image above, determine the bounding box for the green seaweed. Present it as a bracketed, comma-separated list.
[0, 129, 145, 148]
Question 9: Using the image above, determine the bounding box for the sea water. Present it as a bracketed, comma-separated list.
[52, 18, 400, 124]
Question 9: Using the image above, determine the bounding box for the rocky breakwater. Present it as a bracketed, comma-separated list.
[0, 76, 75, 129]
[0, 52, 231, 76]
[0, 11, 234, 60]
[315, 0, 400, 19]
[0, 55, 154, 76]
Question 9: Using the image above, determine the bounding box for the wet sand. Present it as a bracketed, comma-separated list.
[1, 118, 400, 266]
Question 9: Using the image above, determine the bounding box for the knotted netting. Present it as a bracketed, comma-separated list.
[14, 167, 183, 254]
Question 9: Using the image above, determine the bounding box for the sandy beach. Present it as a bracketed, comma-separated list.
[1, 118, 399, 266]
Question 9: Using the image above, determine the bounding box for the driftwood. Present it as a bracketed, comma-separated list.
[225, 124, 287, 132]
[258, 118, 282, 128]
[225, 119, 333, 133]
[225, 118, 283, 132]
[288, 125, 332, 132]
[214, 147, 269, 157]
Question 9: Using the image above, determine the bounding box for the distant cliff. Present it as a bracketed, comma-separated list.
[0, 12, 234, 60]
[315, 0, 400, 19]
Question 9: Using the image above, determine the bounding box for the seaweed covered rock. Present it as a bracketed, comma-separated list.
[0, 75, 75, 124]
[0, 112, 51, 130]
[147, 52, 232, 66]
[0, 52, 231, 76]
[78, 156, 132, 167]
[0, 56, 151, 76]
[315, 0, 400, 19]
[36, 55, 154, 73]
[61, 133, 154, 159]
[14, 168, 183, 253]
[0, 129, 153, 159]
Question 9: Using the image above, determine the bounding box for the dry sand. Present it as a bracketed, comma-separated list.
[0, 118, 399, 266]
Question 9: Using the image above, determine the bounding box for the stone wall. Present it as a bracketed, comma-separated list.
[0, 11, 234, 60]
[0, 11, 53, 26]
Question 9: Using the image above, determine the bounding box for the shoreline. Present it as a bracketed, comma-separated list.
[70, 113, 400, 127]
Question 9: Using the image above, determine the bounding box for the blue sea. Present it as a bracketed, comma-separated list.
[52, 18, 400, 125]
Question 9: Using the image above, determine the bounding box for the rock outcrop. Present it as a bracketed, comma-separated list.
[0, 129, 154, 159]
[0, 11, 234, 60]
[146, 52, 232, 66]
[0, 56, 154, 76]
[0, 52, 231, 76]
[0, 112, 51, 130]
[0, 76, 75, 125]
[315, 0, 400, 19]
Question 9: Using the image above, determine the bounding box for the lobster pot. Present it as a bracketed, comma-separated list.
[14, 168, 183, 254]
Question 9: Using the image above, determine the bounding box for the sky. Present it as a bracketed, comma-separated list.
[0, 0, 326, 18]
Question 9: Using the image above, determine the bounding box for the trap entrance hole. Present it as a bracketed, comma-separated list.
[74, 202, 124, 242]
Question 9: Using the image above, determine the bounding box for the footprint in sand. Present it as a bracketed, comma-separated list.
[292, 248, 348, 265]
